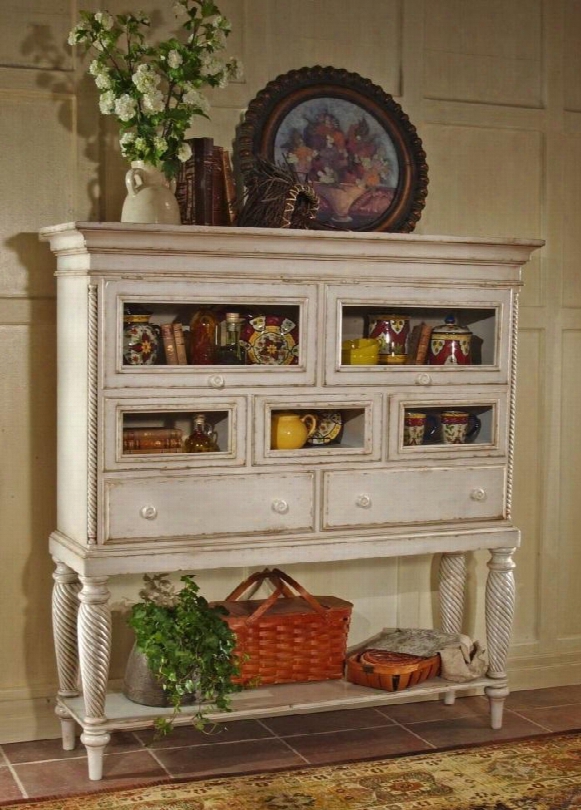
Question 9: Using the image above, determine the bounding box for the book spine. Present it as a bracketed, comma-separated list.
[193, 137, 214, 225]
[123, 446, 183, 454]
[405, 324, 422, 364]
[123, 428, 182, 440]
[211, 146, 225, 226]
[172, 323, 188, 364]
[221, 149, 237, 225]
[415, 324, 433, 364]
[123, 437, 183, 450]
[175, 144, 196, 225]
[161, 323, 178, 365]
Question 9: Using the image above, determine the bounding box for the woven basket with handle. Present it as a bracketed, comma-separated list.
[212, 568, 352, 686]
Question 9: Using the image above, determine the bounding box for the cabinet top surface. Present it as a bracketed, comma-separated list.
[39, 222, 544, 268]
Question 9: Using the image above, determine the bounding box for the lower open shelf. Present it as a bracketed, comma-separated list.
[61, 675, 501, 733]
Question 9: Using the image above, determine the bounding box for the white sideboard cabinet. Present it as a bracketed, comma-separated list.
[40, 222, 542, 780]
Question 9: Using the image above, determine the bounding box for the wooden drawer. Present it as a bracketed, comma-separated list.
[322, 465, 505, 529]
[104, 472, 315, 541]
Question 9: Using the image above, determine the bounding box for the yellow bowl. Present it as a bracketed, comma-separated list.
[341, 338, 380, 365]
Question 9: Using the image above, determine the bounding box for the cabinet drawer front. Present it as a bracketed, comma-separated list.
[323, 466, 505, 529]
[105, 473, 315, 540]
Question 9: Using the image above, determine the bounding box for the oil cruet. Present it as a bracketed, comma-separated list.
[185, 414, 220, 453]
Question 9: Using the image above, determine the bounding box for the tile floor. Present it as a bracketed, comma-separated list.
[2, 685, 581, 801]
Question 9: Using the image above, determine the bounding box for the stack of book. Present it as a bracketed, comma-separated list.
[406, 322, 433, 364]
[175, 138, 237, 226]
[123, 428, 184, 454]
[161, 322, 188, 365]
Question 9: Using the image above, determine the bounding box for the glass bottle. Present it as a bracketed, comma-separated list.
[215, 312, 245, 365]
[184, 414, 220, 453]
[189, 308, 218, 365]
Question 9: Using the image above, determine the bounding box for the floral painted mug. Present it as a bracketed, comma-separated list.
[440, 410, 481, 444]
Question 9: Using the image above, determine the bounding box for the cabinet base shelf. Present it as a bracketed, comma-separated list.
[59, 675, 505, 734]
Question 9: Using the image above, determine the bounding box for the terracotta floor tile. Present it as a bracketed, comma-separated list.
[284, 724, 433, 765]
[0, 766, 24, 801]
[512, 703, 581, 731]
[153, 737, 305, 778]
[14, 750, 167, 798]
[377, 695, 490, 725]
[3, 731, 142, 764]
[137, 718, 274, 749]
[507, 685, 581, 709]
[261, 707, 393, 737]
[401, 712, 548, 750]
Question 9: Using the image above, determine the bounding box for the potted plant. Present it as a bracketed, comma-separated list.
[125, 573, 240, 736]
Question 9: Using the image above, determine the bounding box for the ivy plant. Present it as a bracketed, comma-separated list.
[128, 573, 240, 736]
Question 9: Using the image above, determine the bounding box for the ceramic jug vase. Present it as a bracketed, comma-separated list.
[121, 161, 181, 225]
[271, 412, 317, 450]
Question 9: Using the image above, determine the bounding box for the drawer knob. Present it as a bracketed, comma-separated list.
[208, 374, 225, 389]
[356, 494, 372, 509]
[140, 505, 158, 520]
[271, 499, 289, 514]
[416, 372, 432, 386]
[470, 488, 487, 501]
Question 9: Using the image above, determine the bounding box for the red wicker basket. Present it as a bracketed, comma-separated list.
[346, 649, 441, 692]
[212, 568, 352, 686]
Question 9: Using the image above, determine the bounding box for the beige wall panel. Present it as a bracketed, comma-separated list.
[511, 328, 543, 643]
[564, 0, 581, 112]
[559, 329, 581, 639]
[419, 124, 542, 241]
[247, 0, 401, 94]
[0, 96, 73, 297]
[0, 0, 70, 70]
[561, 136, 581, 307]
[424, 0, 542, 107]
[0, 323, 57, 693]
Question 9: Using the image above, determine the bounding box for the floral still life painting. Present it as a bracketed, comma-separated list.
[237, 66, 428, 233]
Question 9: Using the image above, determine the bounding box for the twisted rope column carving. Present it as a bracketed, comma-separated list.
[439, 552, 467, 634]
[485, 547, 516, 678]
[506, 293, 520, 520]
[78, 576, 111, 722]
[87, 284, 98, 545]
[52, 560, 80, 697]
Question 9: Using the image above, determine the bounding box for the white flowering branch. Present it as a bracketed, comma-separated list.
[69, 1, 242, 178]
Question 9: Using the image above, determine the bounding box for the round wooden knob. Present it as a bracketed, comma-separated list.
[356, 494, 372, 508]
[140, 505, 157, 520]
[271, 499, 289, 514]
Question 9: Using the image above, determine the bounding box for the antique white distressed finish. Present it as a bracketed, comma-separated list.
[41, 222, 542, 780]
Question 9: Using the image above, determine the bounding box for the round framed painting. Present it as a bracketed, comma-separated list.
[236, 66, 428, 232]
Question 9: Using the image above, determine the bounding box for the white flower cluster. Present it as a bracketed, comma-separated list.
[68, 1, 242, 178]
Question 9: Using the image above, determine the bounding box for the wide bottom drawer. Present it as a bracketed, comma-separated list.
[323, 465, 505, 529]
[104, 472, 315, 541]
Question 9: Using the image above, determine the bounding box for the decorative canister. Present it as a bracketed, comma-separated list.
[123, 308, 161, 365]
[427, 315, 472, 366]
[368, 315, 410, 364]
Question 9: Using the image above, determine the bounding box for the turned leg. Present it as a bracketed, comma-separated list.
[484, 547, 516, 729]
[439, 552, 467, 704]
[78, 576, 112, 781]
[52, 559, 81, 750]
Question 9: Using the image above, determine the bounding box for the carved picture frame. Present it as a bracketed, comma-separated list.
[236, 66, 428, 232]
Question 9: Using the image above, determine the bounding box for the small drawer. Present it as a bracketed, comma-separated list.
[104, 472, 315, 541]
[323, 465, 505, 529]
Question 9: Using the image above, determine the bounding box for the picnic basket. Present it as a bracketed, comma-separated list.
[212, 568, 352, 686]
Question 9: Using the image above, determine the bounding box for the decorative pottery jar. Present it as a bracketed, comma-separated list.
[121, 161, 181, 225]
[123, 308, 160, 365]
[368, 315, 410, 364]
[427, 315, 472, 366]
[271, 411, 317, 450]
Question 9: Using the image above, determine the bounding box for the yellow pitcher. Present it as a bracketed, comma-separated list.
[271, 411, 317, 450]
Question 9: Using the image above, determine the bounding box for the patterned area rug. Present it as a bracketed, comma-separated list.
[4, 731, 581, 810]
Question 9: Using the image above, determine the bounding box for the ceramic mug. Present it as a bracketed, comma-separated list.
[440, 410, 481, 444]
[403, 412, 438, 446]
